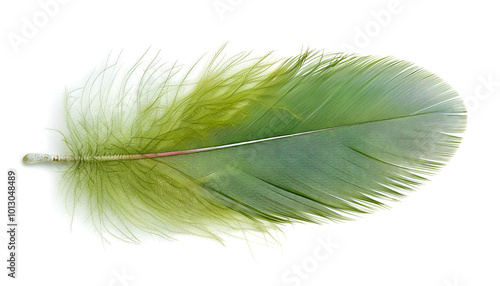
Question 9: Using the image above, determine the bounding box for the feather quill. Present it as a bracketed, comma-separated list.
[24, 47, 466, 243]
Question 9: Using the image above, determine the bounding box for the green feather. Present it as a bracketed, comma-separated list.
[24, 47, 466, 243]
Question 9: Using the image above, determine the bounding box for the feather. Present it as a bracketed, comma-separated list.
[23, 47, 466, 243]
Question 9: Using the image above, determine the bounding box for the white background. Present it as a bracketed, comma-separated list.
[1, 0, 499, 285]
